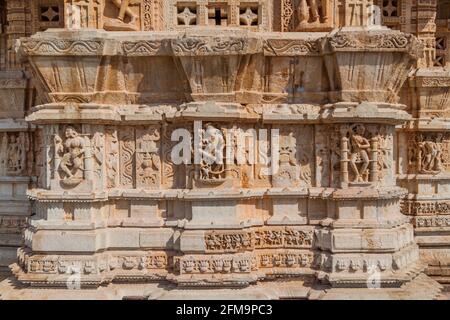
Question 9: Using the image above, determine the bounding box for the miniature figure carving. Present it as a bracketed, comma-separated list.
[6, 134, 23, 174]
[104, 0, 140, 31]
[417, 134, 444, 174]
[55, 127, 85, 183]
[199, 124, 225, 181]
[296, 0, 326, 28]
[138, 128, 161, 186]
[349, 124, 371, 182]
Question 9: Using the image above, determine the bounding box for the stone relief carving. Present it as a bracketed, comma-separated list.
[205, 228, 314, 253]
[296, 0, 329, 26]
[346, 124, 371, 183]
[55, 126, 86, 186]
[3, 1, 449, 298]
[273, 126, 313, 187]
[408, 133, 450, 174]
[0, 132, 29, 176]
[197, 124, 226, 183]
[104, 0, 140, 31]
[340, 124, 390, 185]
[119, 127, 135, 188]
[105, 127, 119, 188]
[402, 200, 450, 216]
[136, 126, 161, 189]
[280, 0, 331, 31]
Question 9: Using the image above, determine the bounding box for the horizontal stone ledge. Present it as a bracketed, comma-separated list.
[25, 102, 411, 124]
[18, 28, 421, 57]
[27, 186, 407, 202]
[402, 120, 450, 131]
[416, 235, 450, 246]
[410, 68, 450, 88]
[0, 119, 34, 131]
[0, 176, 32, 183]
[397, 173, 450, 181]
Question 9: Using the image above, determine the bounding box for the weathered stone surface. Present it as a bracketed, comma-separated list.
[0, 0, 448, 300]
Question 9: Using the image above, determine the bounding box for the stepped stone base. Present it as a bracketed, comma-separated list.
[0, 274, 444, 300]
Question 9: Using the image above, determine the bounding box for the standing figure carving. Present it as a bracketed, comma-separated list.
[297, 0, 323, 25]
[137, 128, 161, 187]
[105, 0, 140, 31]
[417, 134, 444, 174]
[199, 124, 225, 181]
[349, 124, 371, 183]
[6, 134, 23, 174]
[56, 127, 85, 183]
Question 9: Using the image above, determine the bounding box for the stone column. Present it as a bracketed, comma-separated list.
[316, 25, 431, 294]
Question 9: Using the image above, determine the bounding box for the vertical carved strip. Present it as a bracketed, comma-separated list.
[106, 126, 119, 189]
[0, 132, 6, 176]
[136, 126, 161, 190]
[340, 136, 349, 188]
[281, 0, 294, 32]
[119, 127, 135, 188]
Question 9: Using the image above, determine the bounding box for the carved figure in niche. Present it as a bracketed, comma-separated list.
[274, 130, 299, 187]
[138, 128, 161, 186]
[104, 0, 140, 31]
[199, 124, 225, 181]
[417, 134, 444, 174]
[56, 127, 85, 182]
[349, 124, 370, 182]
[375, 127, 391, 181]
[280, 132, 297, 167]
[296, 0, 327, 27]
[6, 134, 23, 174]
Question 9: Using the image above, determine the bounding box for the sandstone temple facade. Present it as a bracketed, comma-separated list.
[0, 0, 448, 299]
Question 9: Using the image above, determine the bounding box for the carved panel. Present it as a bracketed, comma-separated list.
[205, 227, 314, 253]
[0, 132, 30, 176]
[119, 127, 135, 188]
[407, 132, 450, 174]
[136, 126, 161, 189]
[340, 124, 393, 186]
[105, 127, 119, 189]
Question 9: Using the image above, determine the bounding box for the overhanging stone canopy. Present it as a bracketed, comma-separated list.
[0, 0, 449, 300]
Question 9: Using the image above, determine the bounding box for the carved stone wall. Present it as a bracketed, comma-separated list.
[0, 0, 448, 299]
[0, 0, 33, 272]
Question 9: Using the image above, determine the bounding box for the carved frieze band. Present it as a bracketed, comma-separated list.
[21, 39, 105, 56]
[176, 251, 314, 275]
[327, 32, 423, 58]
[21, 31, 422, 58]
[402, 200, 450, 216]
[23, 252, 169, 275]
[205, 227, 314, 252]
[263, 39, 320, 56]
[417, 77, 450, 87]
[171, 37, 250, 56]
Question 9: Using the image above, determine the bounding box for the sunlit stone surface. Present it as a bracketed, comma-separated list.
[0, 0, 449, 300]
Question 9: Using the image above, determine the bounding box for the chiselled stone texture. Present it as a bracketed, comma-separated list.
[0, 0, 448, 299]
